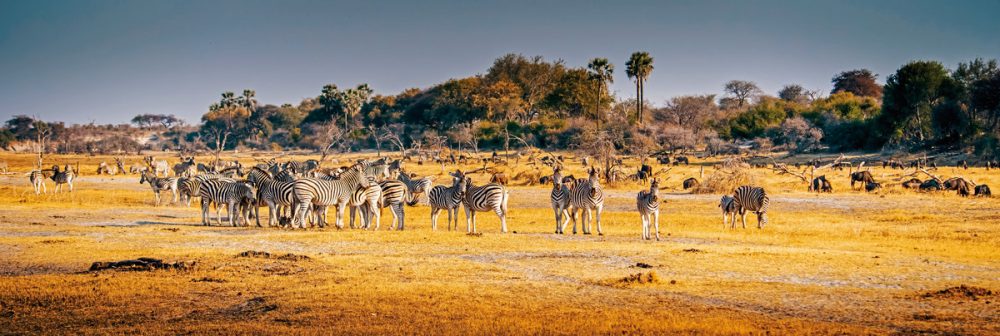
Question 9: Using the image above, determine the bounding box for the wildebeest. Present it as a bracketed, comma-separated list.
[849, 171, 875, 190]
[865, 181, 881, 192]
[674, 156, 690, 165]
[811, 175, 832, 193]
[490, 172, 509, 186]
[919, 179, 942, 191]
[638, 164, 652, 182]
[902, 178, 922, 189]
[975, 184, 992, 197]
[682, 177, 699, 190]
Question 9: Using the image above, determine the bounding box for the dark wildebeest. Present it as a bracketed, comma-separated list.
[811, 175, 832, 193]
[942, 177, 966, 191]
[639, 164, 652, 182]
[902, 178, 923, 189]
[682, 177, 699, 190]
[975, 185, 992, 197]
[657, 156, 671, 165]
[850, 171, 875, 190]
[865, 181, 882, 192]
[920, 179, 942, 191]
[674, 156, 690, 165]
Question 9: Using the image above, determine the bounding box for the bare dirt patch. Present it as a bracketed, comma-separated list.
[920, 285, 994, 301]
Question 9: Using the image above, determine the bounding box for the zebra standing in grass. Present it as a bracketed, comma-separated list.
[246, 167, 296, 227]
[28, 170, 48, 194]
[569, 167, 605, 235]
[291, 162, 377, 229]
[718, 195, 745, 229]
[398, 171, 434, 205]
[140, 171, 178, 206]
[49, 165, 76, 193]
[732, 186, 769, 229]
[365, 179, 413, 230]
[550, 168, 572, 234]
[177, 177, 201, 207]
[428, 171, 467, 231]
[636, 177, 662, 240]
[463, 174, 509, 234]
[198, 179, 256, 226]
[350, 176, 382, 230]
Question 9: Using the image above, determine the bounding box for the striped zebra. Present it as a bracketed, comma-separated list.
[198, 179, 256, 226]
[291, 162, 377, 229]
[569, 167, 605, 235]
[357, 179, 412, 230]
[246, 167, 296, 227]
[177, 177, 201, 207]
[28, 170, 47, 194]
[550, 168, 572, 234]
[636, 178, 662, 240]
[718, 195, 745, 229]
[350, 176, 382, 230]
[732, 186, 769, 229]
[463, 175, 509, 234]
[428, 171, 467, 231]
[398, 171, 433, 205]
[140, 171, 178, 206]
[49, 165, 75, 193]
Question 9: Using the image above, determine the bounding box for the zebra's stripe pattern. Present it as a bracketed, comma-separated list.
[291, 162, 376, 229]
[732, 186, 769, 229]
[350, 176, 382, 230]
[246, 167, 296, 227]
[398, 172, 433, 205]
[636, 178, 661, 240]
[198, 179, 256, 226]
[140, 172, 177, 206]
[569, 168, 605, 235]
[550, 169, 572, 234]
[463, 176, 509, 233]
[28, 170, 47, 195]
[428, 173, 466, 231]
[177, 177, 201, 207]
[373, 179, 411, 230]
[718, 195, 745, 229]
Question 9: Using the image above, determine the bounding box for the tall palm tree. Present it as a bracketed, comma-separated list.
[626, 52, 654, 124]
[587, 58, 614, 128]
[241, 89, 257, 113]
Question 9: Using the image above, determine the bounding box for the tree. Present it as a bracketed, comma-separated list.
[339, 84, 373, 130]
[200, 91, 252, 161]
[654, 95, 719, 131]
[832, 69, 882, 98]
[587, 58, 614, 128]
[778, 84, 813, 104]
[471, 79, 525, 122]
[625, 51, 654, 124]
[303, 122, 348, 165]
[779, 117, 823, 153]
[723, 80, 762, 109]
[484, 54, 565, 120]
[878, 61, 952, 146]
[30, 119, 52, 168]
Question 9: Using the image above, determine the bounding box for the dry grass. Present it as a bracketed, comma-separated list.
[0, 152, 998, 335]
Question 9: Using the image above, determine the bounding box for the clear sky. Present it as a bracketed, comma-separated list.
[1, 0, 998, 125]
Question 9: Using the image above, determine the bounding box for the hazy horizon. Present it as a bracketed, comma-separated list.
[2, 0, 998, 125]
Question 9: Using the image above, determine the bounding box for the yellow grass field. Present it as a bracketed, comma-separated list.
[0, 152, 997, 335]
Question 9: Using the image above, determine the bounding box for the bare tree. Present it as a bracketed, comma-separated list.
[723, 80, 762, 108]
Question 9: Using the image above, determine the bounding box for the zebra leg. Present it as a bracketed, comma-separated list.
[595, 205, 604, 236]
[740, 212, 747, 229]
[371, 204, 381, 230]
[154, 192, 160, 206]
[201, 199, 210, 226]
[334, 203, 346, 229]
[553, 208, 561, 234]
[653, 210, 661, 241]
[349, 206, 357, 229]
[394, 204, 404, 231]
[471, 210, 478, 234]
[582, 208, 591, 235]
[496, 205, 507, 233]
[570, 209, 578, 235]
[560, 208, 571, 234]
[430, 207, 440, 230]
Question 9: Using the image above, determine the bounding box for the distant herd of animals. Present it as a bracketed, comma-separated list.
[17, 154, 993, 240]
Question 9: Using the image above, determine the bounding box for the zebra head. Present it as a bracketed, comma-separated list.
[139, 172, 150, 185]
[551, 168, 564, 189]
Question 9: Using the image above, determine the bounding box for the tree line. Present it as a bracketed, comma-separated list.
[3, 54, 999, 159]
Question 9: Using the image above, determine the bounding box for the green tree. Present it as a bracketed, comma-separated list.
[878, 61, 952, 146]
[625, 51, 654, 124]
[587, 58, 614, 128]
[832, 69, 882, 98]
[723, 80, 762, 109]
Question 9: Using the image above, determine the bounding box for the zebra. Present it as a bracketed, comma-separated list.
[349, 176, 382, 230]
[173, 157, 196, 177]
[245, 167, 296, 227]
[364, 179, 412, 230]
[28, 170, 47, 194]
[568, 167, 605, 235]
[144, 156, 169, 176]
[291, 162, 377, 229]
[398, 171, 434, 205]
[49, 165, 75, 193]
[114, 157, 125, 175]
[198, 179, 256, 226]
[636, 177, 662, 240]
[463, 175, 509, 234]
[177, 177, 202, 207]
[428, 171, 467, 231]
[550, 168, 572, 234]
[732, 186, 769, 229]
[719, 195, 745, 229]
[139, 171, 178, 206]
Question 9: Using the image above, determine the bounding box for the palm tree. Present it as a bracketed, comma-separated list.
[241, 89, 257, 113]
[587, 58, 614, 128]
[625, 52, 654, 124]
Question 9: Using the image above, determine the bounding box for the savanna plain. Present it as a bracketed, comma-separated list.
[0, 152, 997, 335]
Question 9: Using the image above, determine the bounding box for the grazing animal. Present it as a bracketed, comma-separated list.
[348, 176, 382, 229]
[568, 167, 606, 235]
[974, 184, 991, 197]
[173, 157, 196, 177]
[550, 169, 572, 234]
[365, 179, 412, 230]
[463, 175, 509, 233]
[96, 162, 116, 175]
[682, 177, 699, 190]
[674, 156, 690, 165]
[920, 179, 942, 191]
[849, 171, 875, 190]
[28, 170, 48, 194]
[865, 181, 882, 192]
[114, 157, 125, 175]
[428, 171, 467, 231]
[49, 165, 75, 193]
[719, 195, 745, 229]
[176, 177, 202, 207]
[490, 173, 509, 186]
[130, 165, 147, 174]
[732, 186, 769, 229]
[245, 167, 296, 227]
[291, 162, 377, 229]
[811, 175, 832, 193]
[198, 180, 256, 226]
[902, 178, 922, 189]
[144, 156, 169, 176]
[139, 171, 178, 206]
[636, 178, 662, 240]
[398, 171, 434, 205]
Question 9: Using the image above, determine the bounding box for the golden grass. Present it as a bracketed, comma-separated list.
[0, 152, 998, 335]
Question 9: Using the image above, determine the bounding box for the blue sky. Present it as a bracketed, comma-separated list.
[1, 0, 998, 124]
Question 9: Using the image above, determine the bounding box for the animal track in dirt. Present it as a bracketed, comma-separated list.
[920, 285, 994, 301]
